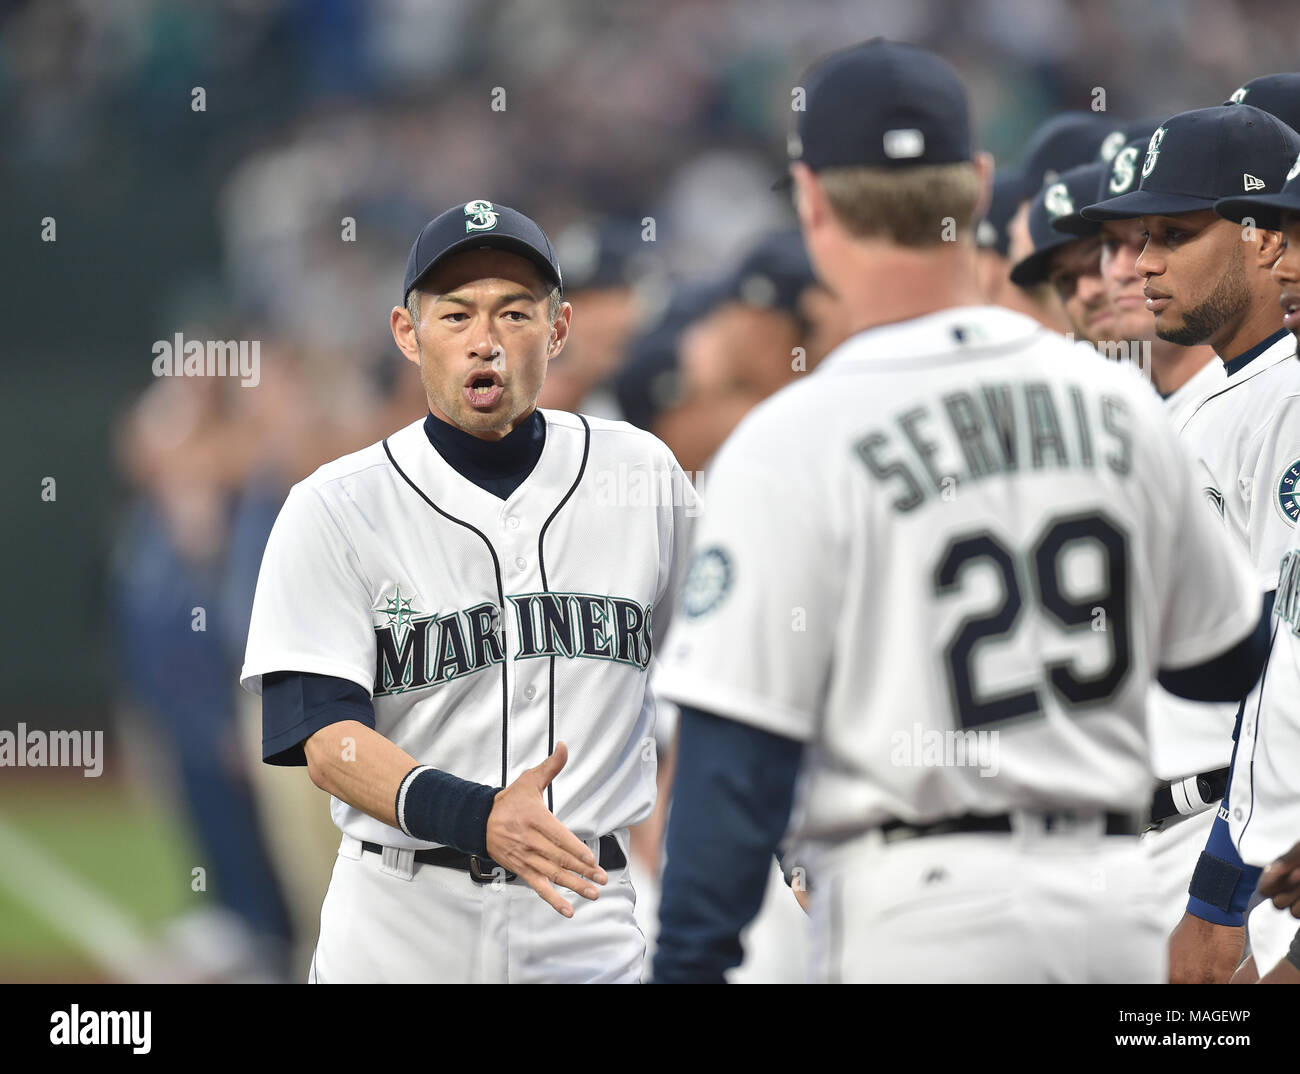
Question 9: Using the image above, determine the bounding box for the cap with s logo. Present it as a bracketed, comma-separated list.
[402, 199, 563, 303]
[1080, 105, 1300, 222]
[1223, 73, 1300, 135]
[1009, 161, 1107, 286]
[1052, 132, 1152, 236]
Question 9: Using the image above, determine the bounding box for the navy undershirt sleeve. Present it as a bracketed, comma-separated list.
[261, 670, 376, 766]
[653, 705, 803, 983]
[1158, 596, 1272, 703]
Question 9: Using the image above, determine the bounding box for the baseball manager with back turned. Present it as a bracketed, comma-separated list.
[242, 200, 698, 983]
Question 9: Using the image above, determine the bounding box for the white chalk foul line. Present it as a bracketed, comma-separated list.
[0, 813, 157, 982]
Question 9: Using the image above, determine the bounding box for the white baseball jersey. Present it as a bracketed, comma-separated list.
[242, 410, 697, 850]
[1232, 526, 1300, 866]
[655, 305, 1261, 845]
[1163, 355, 1225, 431]
[1144, 354, 1235, 781]
[1176, 333, 1300, 591]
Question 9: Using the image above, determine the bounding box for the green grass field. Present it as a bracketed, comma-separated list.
[0, 775, 201, 981]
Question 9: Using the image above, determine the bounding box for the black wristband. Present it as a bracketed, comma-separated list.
[393, 765, 500, 857]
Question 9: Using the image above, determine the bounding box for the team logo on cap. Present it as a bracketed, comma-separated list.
[1098, 130, 1126, 163]
[883, 128, 925, 160]
[1142, 127, 1166, 179]
[1043, 182, 1073, 220]
[463, 200, 500, 233]
[1276, 459, 1300, 525]
[682, 546, 732, 619]
[1109, 145, 1139, 194]
[1288, 152, 1300, 183]
[1229, 86, 1249, 104]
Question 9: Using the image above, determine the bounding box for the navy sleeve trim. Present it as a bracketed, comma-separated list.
[652, 705, 803, 983]
[261, 671, 377, 767]
[1158, 596, 1272, 703]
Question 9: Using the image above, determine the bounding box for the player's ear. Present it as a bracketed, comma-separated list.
[1253, 225, 1287, 270]
[971, 151, 995, 223]
[790, 163, 825, 233]
[391, 304, 421, 367]
[547, 301, 573, 359]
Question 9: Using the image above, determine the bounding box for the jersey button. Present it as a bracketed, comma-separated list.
[507, 516, 520, 530]
[515, 556, 527, 571]
[524, 685, 536, 700]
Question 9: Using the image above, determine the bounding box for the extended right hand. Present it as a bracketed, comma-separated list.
[1168, 912, 1245, 984]
[485, 742, 608, 917]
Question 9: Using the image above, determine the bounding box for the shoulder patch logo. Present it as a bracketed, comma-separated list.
[682, 546, 732, 619]
[1243, 173, 1266, 192]
[1109, 145, 1139, 195]
[1276, 458, 1300, 525]
[1142, 127, 1166, 180]
[464, 199, 499, 233]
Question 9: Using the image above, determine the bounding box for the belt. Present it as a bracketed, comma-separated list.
[360, 832, 626, 883]
[1148, 767, 1230, 827]
[879, 810, 1140, 843]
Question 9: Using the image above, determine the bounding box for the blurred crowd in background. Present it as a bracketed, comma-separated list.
[7, 0, 1300, 982]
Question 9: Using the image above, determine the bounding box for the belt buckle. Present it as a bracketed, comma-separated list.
[468, 855, 516, 884]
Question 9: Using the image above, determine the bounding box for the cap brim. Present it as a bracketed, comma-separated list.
[1009, 236, 1073, 287]
[1079, 188, 1216, 221]
[1050, 211, 1102, 238]
[407, 234, 562, 298]
[1214, 191, 1300, 228]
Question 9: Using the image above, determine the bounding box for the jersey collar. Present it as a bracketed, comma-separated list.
[1222, 329, 1290, 378]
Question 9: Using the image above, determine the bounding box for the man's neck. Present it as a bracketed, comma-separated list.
[1212, 295, 1286, 362]
[830, 241, 986, 338]
[1149, 339, 1218, 395]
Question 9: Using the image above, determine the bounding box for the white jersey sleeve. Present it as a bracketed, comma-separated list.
[654, 435, 837, 743]
[241, 482, 377, 696]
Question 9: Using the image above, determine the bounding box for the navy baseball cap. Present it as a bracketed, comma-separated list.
[1009, 162, 1106, 287]
[1018, 111, 1122, 195]
[1215, 151, 1300, 228]
[785, 39, 971, 175]
[1080, 105, 1300, 221]
[1225, 73, 1300, 134]
[701, 231, 818, 315]
[402, 199, 563, 303]
[976, 171, 1025, 257]
[1053, 134, 1151, 236]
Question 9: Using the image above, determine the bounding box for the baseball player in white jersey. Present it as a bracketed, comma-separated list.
[650, 40, 1271, 985]
[1059, 126, 1232, 943]
[1080, 106, 1300, 983]
[1207, 167, 1300, 982]
[241, 200, 697, 983]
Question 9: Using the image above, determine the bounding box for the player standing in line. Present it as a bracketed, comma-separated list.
[1080, 105, 1300, 983]
[1053, 131, 1231, 945]
[242, 200, 698, 983]
[650, 39, 1271, 984]
[1007, 161, 1112, 345]
[1208, 166, 1300, 983]
[1053, 132, 1223, 420]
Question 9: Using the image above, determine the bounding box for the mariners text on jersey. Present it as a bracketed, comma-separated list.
[857, 380, 1132, 512]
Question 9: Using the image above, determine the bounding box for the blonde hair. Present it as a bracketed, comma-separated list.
[816, 162, 981, 247]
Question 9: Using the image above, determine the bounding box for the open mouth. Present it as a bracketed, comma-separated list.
[463, 369, 505, 409]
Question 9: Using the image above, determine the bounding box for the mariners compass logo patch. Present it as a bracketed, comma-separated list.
[1277, 458, 1300, 525]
